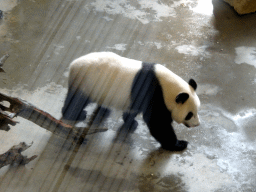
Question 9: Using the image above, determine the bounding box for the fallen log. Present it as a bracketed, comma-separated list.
[0, 92, 108, 141]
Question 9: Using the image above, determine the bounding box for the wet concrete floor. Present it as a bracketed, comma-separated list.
[0, 0, 256, 191]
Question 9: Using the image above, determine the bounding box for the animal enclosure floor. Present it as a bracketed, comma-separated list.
[0, 0, 256, 191]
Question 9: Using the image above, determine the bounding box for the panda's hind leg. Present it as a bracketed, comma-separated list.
[93, 106, 111, 125]
[61, 87, 90, 122]
[122, 111, 139, 132]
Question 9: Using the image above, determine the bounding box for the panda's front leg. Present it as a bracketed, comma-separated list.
[93, 106, 111, 125]
[143, 110, 188, 151]
[149, 122, 188, 151]
[169, 140, 188, 151]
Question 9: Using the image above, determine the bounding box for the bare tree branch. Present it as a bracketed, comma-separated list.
[0, 92, 108, 141]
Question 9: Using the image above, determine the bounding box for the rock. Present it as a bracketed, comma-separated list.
[224, 0, 256, 14]
[0, 10, 3, 19]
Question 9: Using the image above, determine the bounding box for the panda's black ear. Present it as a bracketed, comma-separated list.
[189, 79, 197, 91]
[176, 93, 189, 104]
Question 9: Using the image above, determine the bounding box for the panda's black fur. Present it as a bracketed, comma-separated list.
[127, 62, 188, 150]
[62, 52, 200, 151]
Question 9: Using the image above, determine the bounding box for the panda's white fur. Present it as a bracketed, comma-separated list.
[69, 52, 141, 111]
[68, 52, 200, 127]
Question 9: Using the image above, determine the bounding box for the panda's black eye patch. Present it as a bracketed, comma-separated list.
[185, 112, 193, 121]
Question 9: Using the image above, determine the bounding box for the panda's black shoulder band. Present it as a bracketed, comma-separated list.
[130, 62, 157, 111]
[142, 62, 156, 70]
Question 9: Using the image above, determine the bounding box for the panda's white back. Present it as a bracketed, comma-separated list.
[69, 52, 142, 110]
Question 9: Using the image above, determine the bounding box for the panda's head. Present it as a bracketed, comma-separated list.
[171, 79, 200, 128]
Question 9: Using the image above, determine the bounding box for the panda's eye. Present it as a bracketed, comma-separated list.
[185, 112, 193, 121]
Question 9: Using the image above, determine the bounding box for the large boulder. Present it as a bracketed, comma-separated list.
[224, 0, 256, 14]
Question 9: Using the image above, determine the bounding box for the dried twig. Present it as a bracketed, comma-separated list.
[0, 53, 9, 72]
[0, 142, 38, 168]
[0, 53, 9, 67]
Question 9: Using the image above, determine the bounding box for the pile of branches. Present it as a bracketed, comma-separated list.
[0, 54, 107, 168]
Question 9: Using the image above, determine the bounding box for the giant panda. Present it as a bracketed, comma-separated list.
[62, 52, 200, 151]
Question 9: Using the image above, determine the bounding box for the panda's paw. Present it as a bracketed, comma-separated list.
[174, 140, 188, 151]
[124, 120, 138, 132]
[76, 111, 87, 121]
[161, 140, 188, 151]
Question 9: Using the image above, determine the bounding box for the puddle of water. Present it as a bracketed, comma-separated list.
[139, 150, 232, 192]
[175, 45, 210, 57]
[89, 0, 189, 24]
[106, 44, 127, 52]
[179, 153, 232, 192]
[197, 84, 221, 96]
[197, 105, 256, 189]
[136, 41, 164, 50]
[235, 46, 256, 67]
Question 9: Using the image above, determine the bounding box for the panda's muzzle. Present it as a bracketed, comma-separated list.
[184, 122, 200, 128]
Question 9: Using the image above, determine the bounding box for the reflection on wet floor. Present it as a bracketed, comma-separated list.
[0, 0, 256, 191]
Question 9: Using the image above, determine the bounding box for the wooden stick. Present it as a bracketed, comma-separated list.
[0, 53, 9, 72]
[0, 53, 9, 67]
[0, 92, 108, 140]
